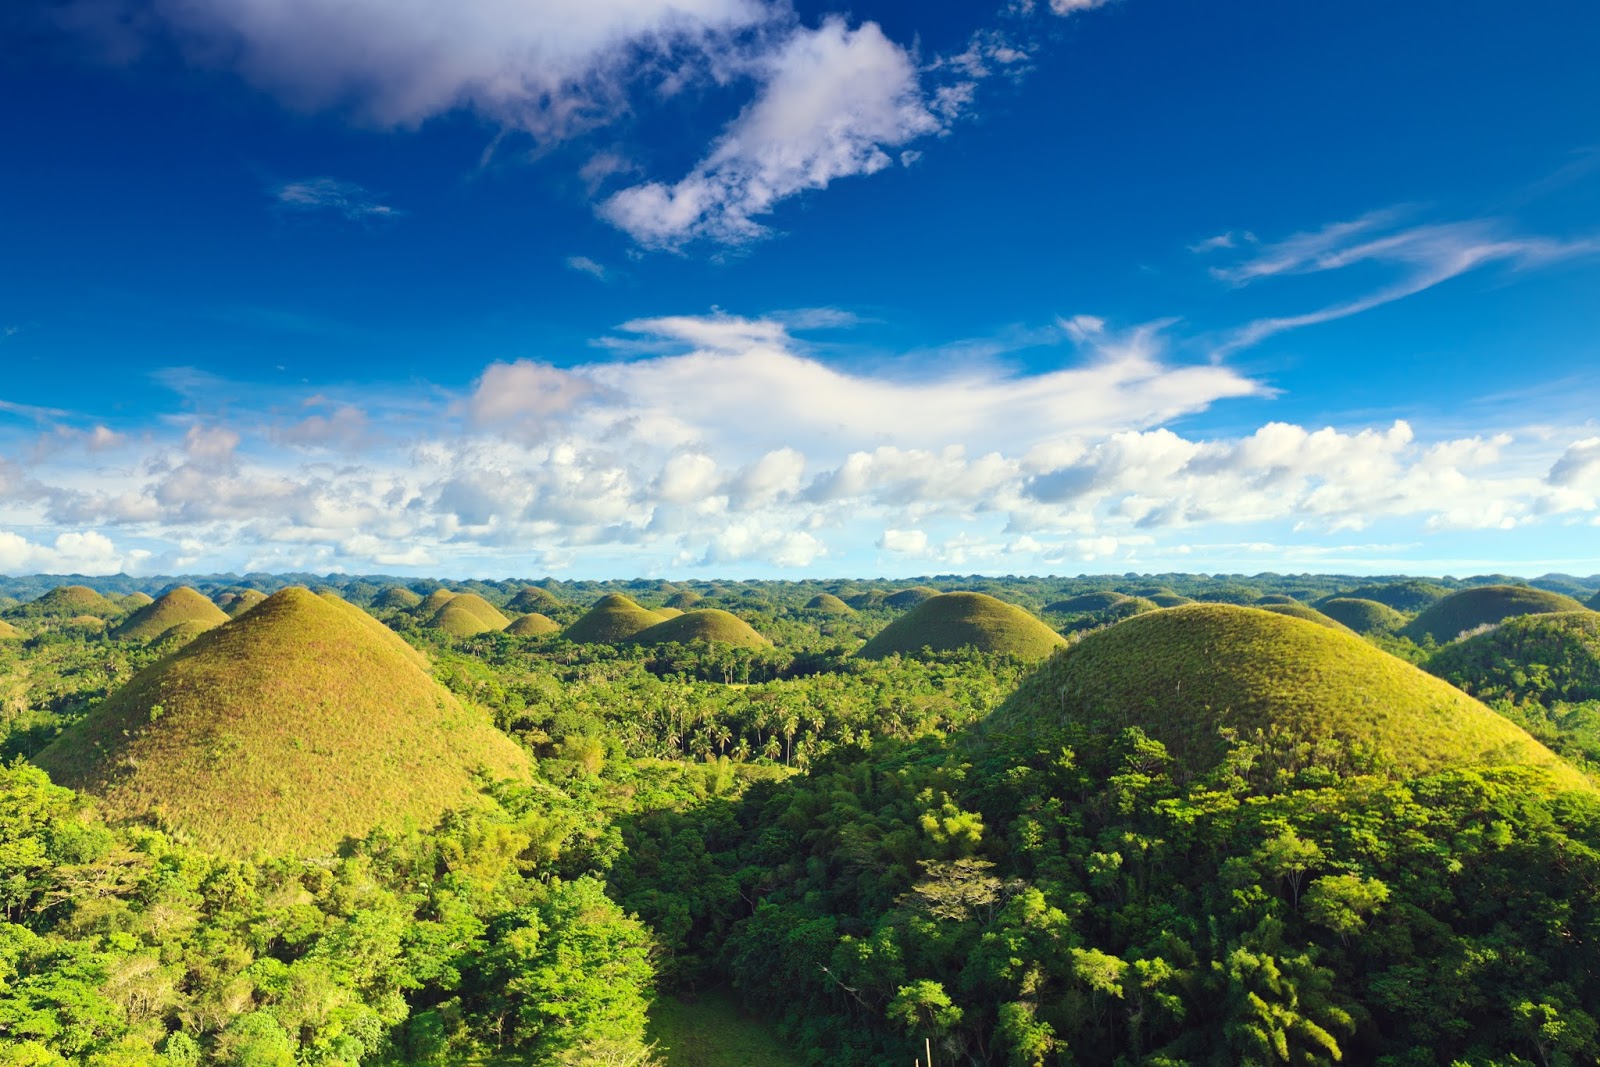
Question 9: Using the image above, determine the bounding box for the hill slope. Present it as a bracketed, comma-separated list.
[504, 613, 560, 637]
[805, 593, 853, 614]
[7, 585, 120, 620]
[630, 609, 771, 649]
[885, 586, 940, 610]
[1259, 601, 1354, 633]
[564, 594, 667, 643]
[984, 604, 1587, 789]
[1402, 585, 1587, 644]
[1318, 597, 1408, 634]
[426, 593, 509, 635]
[508, 586, 563, 613]
[113, 588, 230, 643]
[33, 587, 528, 856]
[0, 619, 21, 640]
[1045, 591, 1129, 614]
[1426, 611, 1600, 705]
[858, 592, 1066, 661]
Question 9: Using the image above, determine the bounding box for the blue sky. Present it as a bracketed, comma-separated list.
[2, 0, 1599, 579]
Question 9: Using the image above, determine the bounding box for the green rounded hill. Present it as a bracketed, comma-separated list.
[219, 589, 269, 618]
[504, 613, 560, 637]
[1259, 601, 1354, 633]
[427, 594, 510, 636]
[1147, 593, 1195, 608]
[1402, 585, 1587, 645]
[1319, 597, 1408, 634]
[33, 587, 528, 856]
[1045, 591, 1129, 614]
[1426, 612, 1600, 705]
[374, 586, 423, 610]
[630, 609, 771, 649]
[885, 586, 941, 610]
[846, 590, 888, 610]
[985, 604, 1588, 789]
[805, 593, 854, 614]
[120, 592, 155, 610]
[415, 589, 458, 615]
[1328, 580, 1451, 613]
[1254, 594, 1299, 606]
[113, 588, 230, 643]
[858, 592, 1067, 661]
[152, 621, 215, 650]
[508, 586, 563, 613]
[665, 591, 703, 610]
[9, 585, 119, 620]
[564, 594, 667, 643]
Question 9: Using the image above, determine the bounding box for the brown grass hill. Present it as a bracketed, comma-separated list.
[374, 586, 423, 611]
[563, 594, 667, 643]
[151, 621, 215, 651]
[654, 607, 686, 619]
[217, 589, 269, 618]
[504, 613, 560, 637]
[1324, 580, 1451, 613]
[0, 619, 22, 640]
[858, 592, 1067, 662]
[1045, 591, 1130, 614]
[113, 588, 230, 643]
[805, 593, 854, 615]
[1259, 601, 1356, 633]
[119, 592, 155, 610]
[1426, 612, 1600, 705]
[427, 594, 510, 637]
[665, 591, 703, 610]
[981, 604, 1589, 791]
[416, 589, 459, 616]
[1402, 585, 1587, 645]
[630, 609, 771, 650]
[8, 585, 120, 620]
[885, 586, 941, 610]
[1319, 597, 1408, 635]
[845, 591, 889, 611]
[507, 586, 563, 613]
[32, 587, 528, 857]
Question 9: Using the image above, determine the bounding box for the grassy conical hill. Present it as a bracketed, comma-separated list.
[1045, 591, 1129, 614]
[984, 604, 1588, 790]
[152, 621, 214, 650]
[113, 588, 229, 643]
[426, 593, 508, 635]
[885, 586, 940, 610]
[858, 592, 1066, 661]
[416, 589, 458, 615]
[120, 592, 155, 610]
[507, 586, 562, 613]
[1148, 593, 1195, 608]
[504, 613, 560, 637]
[315, 592, 429, 671]
[1426, 612, 1600, 705]
[0, 619, 22, 640]
[1254, 594, 1299, 606]
[564, 594, 666, 643]
[218, 589, 268, 618]
[1329, 580, 1451, 613]
[9, 585, 119, 620]
[374, 586, 423, 610]
[33, 587, 528, 856]
[62, 615, 107, 634]
[1402, 585, 1586, 645]
[1259, 601, 1354, 633]
[654, 606, 685, 619]
[805, 593, 854, 614]
[1319, 597, 1408, 634]
[665, 591, 703, 610]
[846, 590, 888, 610]
[630, 609, 771, 649]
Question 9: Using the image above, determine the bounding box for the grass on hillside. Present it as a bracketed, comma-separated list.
[507, 586, 563, 613]
[0, 619, 22, 640]
[113, 587, 230, 642]
[1259, 601, 1354, 633]
[804, 593, 853, 614]
[504, 612, 560, 637]
[5, 585, 121, 620]
[1402, 585, 1588, 644]
[1327, 579, 1451, 613]
[858, 592, 1066, 661]
[631, 609, 771, 649]
[120, 592, 155, 609]
[647, 991, 802, 1067]
[375, 586, 424, 610]
[417, 589, 459, 615]
[884, 586, 940, 610]
[666, 591, 704, 610]
[1427, 611, 1600, 705]
[430, 601, 501, 636]
[564, 594, 668, 643]
[1318, 597, 1408, 634]
[1147, 593, 1195, 607]
[984, 604, 1590, 790]
[33, 587, 528, 856]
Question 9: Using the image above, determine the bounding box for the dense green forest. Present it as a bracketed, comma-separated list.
[3, 571, 1600, 1066]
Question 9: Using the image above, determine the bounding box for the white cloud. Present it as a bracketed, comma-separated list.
[600, 17, 941, 246]
[565, 255, 612, 281]
[0, 530, 141, 575]
[878, 528, 929, 554]
[274, 177, 399, 221]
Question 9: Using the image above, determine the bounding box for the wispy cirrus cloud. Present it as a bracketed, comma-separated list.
[273, 177, 400, 222]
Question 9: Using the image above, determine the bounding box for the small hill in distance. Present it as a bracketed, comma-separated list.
[984, 604, 1588, 790]
[504, 613, 560, 637]
[565, 594, 667, 643]
[428, 593, 510, 636]
[508, 586, 563, 613]
[846, 590, 888, 610]
[1318, 597, 1408, 634]
[416, 589, 458, 616]
[113, 588, 230, 643]
[374, 586, 423, 610]
[217, 589, 268, 618]
[1427, 612, 1600, 705]
[1259, 601, 1353, 632]
[631, 609, 771, 649]
[858, 592, 1066, 661]
[1254, 594, 1299, 606]
[1045, 591, 1128, 614]
[32, 587, 529, 856]
[152, 620, 215, 650]
[805, 593, 853, 614]
[7, 585, 120, 620]
[120, 592, 155, 610]
[1325, 579, 1450, 613]
[1147, 592, 1195, 607]
[1402, 585, 1587, 644]
[665, 591, 703, 610]
[885, 586, 940, 610]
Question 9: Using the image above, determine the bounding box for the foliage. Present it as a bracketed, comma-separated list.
[1402, 585, 1588, 645]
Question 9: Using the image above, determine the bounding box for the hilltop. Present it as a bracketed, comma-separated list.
[5, 585, 121, 620]
[983, 604, 1587, 788]
[885, 586, 940, 610]
[1402, 585, 1587, 644]
[1326, 579, 1450, 613]
[426, 593, 509, 636]
[630, 609, 771, 649]
[416, 589, 459, 615]
[504, 613, 560, 637]
[374, 586, 423, 610]
[112, 588, 230, 643]
[858, 592, 1066, 661]
[1427, 611, 1600, 705]
[1318, 597, 1408, 634]
[805, 593, 853, 614]
[508, 586, 563, 613]
[1258, 601, 1354, 632]
[564, 594, 667, 643]
[32, 587, 528, 856]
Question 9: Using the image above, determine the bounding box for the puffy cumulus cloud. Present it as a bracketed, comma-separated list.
[0, 530, 143, 575]
[6, 312, 1600, 577]
[601, 18, 939, 245]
